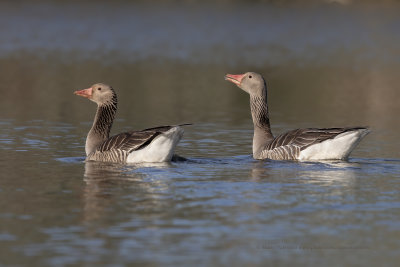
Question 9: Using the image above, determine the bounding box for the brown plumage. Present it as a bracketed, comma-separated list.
[261, 127, 368, 160]
[74, 83, 187, 163]
[225, 72, 370, 161]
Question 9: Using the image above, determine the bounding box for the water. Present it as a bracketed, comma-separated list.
[1, 1, 400, 266]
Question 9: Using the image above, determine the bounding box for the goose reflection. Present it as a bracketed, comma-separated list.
[82, 160, 173, 224]
[250, 160, 358, 189]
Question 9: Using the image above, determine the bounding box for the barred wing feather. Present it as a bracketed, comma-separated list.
[261, 127, 366, 160]
[97, 126, 174, 153]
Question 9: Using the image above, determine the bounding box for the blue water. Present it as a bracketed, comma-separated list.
[1, 1, 400, 266]
[1, 118, 399, 266]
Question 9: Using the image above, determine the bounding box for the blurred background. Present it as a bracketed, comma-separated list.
[1, 1, 400, 266]
[1, 0, 399, 137]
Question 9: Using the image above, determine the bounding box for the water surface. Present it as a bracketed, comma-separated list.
[1, 1, 400, 266]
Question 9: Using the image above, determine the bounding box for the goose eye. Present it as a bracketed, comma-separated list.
[249, 75, 252, 79]
[98, 87, 101, 91]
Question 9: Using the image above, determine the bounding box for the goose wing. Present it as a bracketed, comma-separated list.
[261, 127, 367, 160]
[97, 125, 175, 153]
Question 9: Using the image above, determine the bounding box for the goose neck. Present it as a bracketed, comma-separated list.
[85, 100, 117, 155]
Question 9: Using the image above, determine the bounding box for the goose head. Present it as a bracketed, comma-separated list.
[225, 72, 266, 96]
[74, 83, 116, 106]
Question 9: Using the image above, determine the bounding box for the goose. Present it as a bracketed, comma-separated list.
[74, 83, 187, 163]
[224, 72, 370, 161]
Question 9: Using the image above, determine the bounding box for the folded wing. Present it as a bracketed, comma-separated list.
[87, 126, 176, 162]
[261, 127, 368, 160]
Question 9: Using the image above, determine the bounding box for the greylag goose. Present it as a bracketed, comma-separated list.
[225, 72, 370, 161]
[74, 83, 186, 163]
